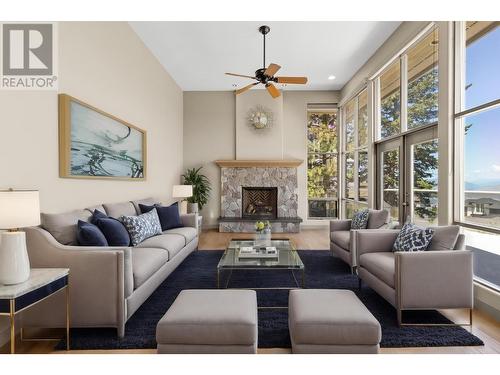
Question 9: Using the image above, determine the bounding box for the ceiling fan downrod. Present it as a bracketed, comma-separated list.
[259, 25, 270, 69]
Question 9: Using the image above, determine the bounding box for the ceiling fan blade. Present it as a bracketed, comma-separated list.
[235, 82, 259, 95]
[264, 63, 281, 77]
[276, 76, 308, 84]
[266, 83, 281, 98]
[225, 72, 257, 79]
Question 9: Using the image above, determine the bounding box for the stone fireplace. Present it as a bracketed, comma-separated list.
[215, 160, 303, 233]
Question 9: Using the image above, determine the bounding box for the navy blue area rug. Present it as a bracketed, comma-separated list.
[56, 250, 483, 350]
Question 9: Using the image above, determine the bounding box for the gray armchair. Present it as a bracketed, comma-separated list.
[330, 209, 390, 272]
[355, 226, 473, 326]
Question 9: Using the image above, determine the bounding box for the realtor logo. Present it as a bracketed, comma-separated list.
[1, 22, 58, 89]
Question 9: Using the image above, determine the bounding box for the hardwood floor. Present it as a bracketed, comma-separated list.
[199, 227, 331, 250]
[2, 227, 499, 354]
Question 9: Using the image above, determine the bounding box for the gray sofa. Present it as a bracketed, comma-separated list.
[23, 197, 198, 337]
[355, 226, 473, 326]
[330, 209, 389, 272]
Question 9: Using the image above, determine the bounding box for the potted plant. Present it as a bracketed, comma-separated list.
[181, 166, 211, 214]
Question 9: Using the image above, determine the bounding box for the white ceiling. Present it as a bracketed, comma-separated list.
[129, 21, 401, 91]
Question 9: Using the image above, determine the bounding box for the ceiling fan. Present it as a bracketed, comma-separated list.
[225, 25, 308, 99]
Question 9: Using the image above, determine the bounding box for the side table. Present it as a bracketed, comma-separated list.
[0, 268, 70, 354]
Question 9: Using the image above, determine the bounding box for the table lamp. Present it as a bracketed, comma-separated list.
[0, 189, 40, 285]
[172, 185, 193, 215]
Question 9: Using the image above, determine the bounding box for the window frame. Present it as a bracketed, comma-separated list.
[453, 21, 500, 236]
[306, 106, 340, 220]
[342, 89, 369, 218]
[375, 24, 439, 142]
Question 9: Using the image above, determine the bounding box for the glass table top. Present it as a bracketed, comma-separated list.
[217, 239, 304, 269]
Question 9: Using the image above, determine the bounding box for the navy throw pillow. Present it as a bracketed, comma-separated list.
[139, 202, 183, 231]
[91, 209, 108, 224]
[76, 220, 108, 247]
[91, 209, 131, 246]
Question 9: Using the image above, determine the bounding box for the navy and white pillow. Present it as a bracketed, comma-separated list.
[393, 222, 435, 252]
[351, 209, 369, 230]
[139, 202, 183, 231]
[121, 209, 162, 246]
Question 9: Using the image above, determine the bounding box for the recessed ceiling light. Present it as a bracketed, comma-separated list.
[328, 75, 336, 80]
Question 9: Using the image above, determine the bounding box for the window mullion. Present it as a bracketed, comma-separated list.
[400, 54, 408, 133]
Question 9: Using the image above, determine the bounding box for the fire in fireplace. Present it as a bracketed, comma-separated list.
[241, 187, 278, 219]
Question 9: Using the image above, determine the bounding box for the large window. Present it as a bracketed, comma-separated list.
[344, 90, 369, 219]
[378, 27, 439, 139]
[375, 25, 439, 225]
[307, 107, 338, 219]
[455, 21, 500, 290]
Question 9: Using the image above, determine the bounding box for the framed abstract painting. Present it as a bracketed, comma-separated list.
[59, 94, 147, 180]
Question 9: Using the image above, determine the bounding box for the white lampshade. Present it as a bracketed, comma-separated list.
[172, 185, 193, 199]
[0, 190, 40, 229]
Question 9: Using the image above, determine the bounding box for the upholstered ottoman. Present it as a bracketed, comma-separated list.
[289, 289, 381, 354]
[156, 289, 258, 354]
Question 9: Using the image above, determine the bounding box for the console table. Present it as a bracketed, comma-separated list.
[0, 268, 70, 354]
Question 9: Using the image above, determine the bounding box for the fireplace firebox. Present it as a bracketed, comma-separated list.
[241, 187, 278, 219]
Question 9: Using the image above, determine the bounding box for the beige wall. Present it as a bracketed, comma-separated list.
[183, 90, 340, 228]
[236, 90, 284, 159]
[183, 91, 236, 226]
[0, 22, 184, 213]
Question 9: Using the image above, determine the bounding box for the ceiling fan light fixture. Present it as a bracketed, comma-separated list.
[224, 25, 308, 98]
[328, 75, 336, 80]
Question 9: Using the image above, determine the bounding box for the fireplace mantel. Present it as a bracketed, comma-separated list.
[215, 159, 303, 168]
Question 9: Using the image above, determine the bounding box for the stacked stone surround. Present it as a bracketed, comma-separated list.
[219, 167, 300, 233]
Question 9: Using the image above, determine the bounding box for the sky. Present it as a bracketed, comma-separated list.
[464, 26, 500, 189]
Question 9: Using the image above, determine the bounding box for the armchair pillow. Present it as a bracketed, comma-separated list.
[121, 209, 162, 246]
[139, 202, 183, 231]
[76, 220, 108, 247]
[92, 209, 131, 247]
[351, 209, 369, 230]
[393, 222, 435, 252]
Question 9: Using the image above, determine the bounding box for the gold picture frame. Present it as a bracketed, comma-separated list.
[59, 94, 147, 180]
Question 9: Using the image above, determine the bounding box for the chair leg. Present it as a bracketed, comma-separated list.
[358, 277, 362, 290]
[397, 308, 402, 327]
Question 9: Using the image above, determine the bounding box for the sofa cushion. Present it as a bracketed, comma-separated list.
[393, 222, 434, 252]
[85, 204, 105, 214]
[140, 203, 183, 231]
[131, 247, 169, 289]
[163, 227, 197, 245]
[428, 225, 460, 250]
[121, 209, 162, 246]
[41, 209, 92, 245]
[156, 290, 258, 346]
[331, 230, 350, 251]
[76, 220, 108, 247]
[132, 197, 157, 215]
[103, 201, 136, 219]
[367, 209, 390, 229]
[359, 252, 395, 288]
[136, 233, 185, 259]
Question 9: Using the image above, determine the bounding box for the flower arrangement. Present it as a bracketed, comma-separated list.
[255, 220, 270, 232]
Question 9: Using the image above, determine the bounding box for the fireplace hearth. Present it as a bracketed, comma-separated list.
[242, 187, 277, 219]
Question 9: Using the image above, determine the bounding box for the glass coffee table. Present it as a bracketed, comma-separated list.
[216, 238, 305, 290]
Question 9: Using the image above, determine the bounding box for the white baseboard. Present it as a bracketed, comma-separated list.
[474, 282, 500, 322]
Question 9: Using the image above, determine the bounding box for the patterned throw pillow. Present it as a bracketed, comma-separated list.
[120, 209, 162, 246]
[351, 209, 369, 230]
[393, 222, 435, 252]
